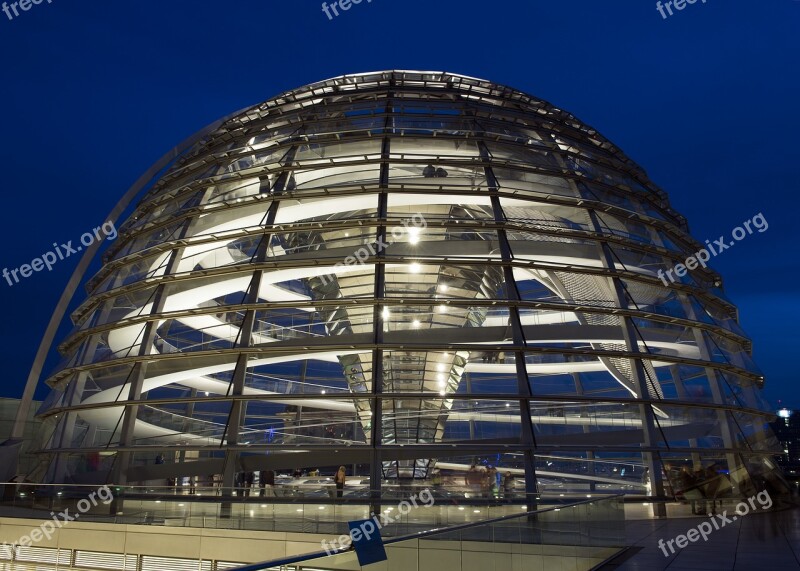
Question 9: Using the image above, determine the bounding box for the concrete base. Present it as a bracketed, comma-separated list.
[0, 516, 623, 571]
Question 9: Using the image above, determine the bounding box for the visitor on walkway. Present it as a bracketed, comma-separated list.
[260, 469, 275, 497]
[503, 472, 515, 500]
[335, 465, 346, 499]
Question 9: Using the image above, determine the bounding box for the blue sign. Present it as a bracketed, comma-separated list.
[348, 518, 387, 566]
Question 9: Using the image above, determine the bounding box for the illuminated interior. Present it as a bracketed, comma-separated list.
[35, 71, 783, 500]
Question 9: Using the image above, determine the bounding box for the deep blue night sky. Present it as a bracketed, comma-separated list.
[0, 0, 796, 408]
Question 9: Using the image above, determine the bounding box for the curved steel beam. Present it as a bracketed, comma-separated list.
[11, 104, 257, 438]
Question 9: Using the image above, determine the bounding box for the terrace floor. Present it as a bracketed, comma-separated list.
[602, 503, 800, 570]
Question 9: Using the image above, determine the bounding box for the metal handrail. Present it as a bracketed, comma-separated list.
[228, 493, 625, 571]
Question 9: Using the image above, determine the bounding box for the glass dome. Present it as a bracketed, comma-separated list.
[34, 71, 784, 503]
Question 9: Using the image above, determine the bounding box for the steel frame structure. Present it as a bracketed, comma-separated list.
[25, 71, 782, 502]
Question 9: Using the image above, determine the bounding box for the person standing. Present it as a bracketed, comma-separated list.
[244, 471, 254, 497]
[335, 466, 346, 499]
[503, 472, 514, 501]
[260, 469, 275, 497]
[466, 464, 480, 498]
[480, 468, 491, 499]
[486, 466, 498, 499]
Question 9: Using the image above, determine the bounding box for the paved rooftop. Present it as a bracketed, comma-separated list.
[603, 504, 800, 570]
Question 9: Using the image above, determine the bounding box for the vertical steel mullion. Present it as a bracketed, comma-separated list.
[480, 140, 538, 507]
[370, 91, 392, 513]
[572, 373, 596, 492]
[48, 375, 86, 483]
[115, 218, 192, 485]
[587, 209, 667, 515]
[678, 294, 743, 477]
[221, 200, 280, 494]
[669, 364, 703, 472]
[271, 147, 299, 193]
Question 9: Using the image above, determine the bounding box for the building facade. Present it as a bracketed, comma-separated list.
[27, 71, 784, 501]
[772, 408, 800, 481]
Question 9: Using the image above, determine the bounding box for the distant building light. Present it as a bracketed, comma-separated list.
[778, 408, 792, 419]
